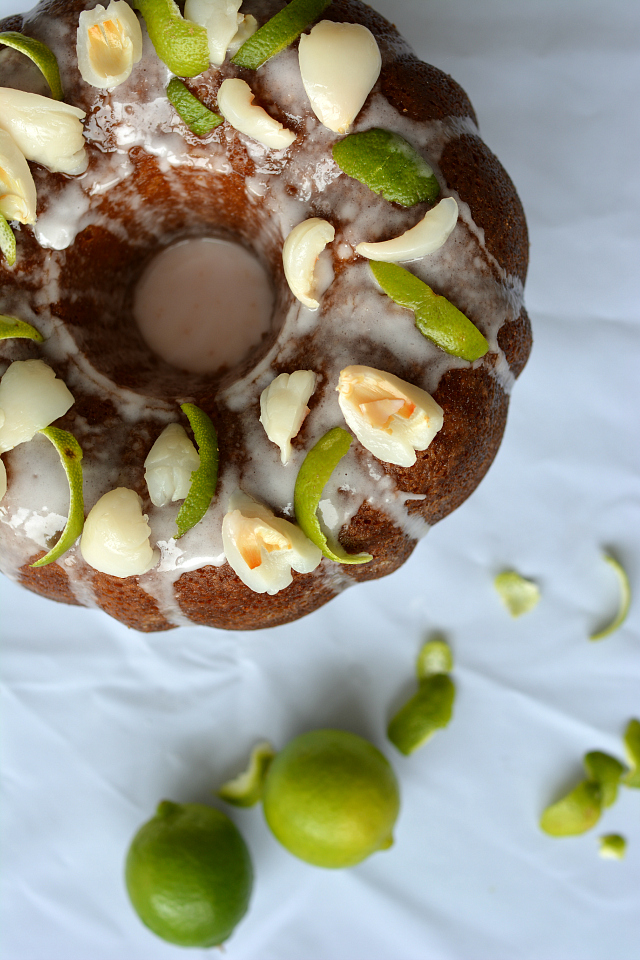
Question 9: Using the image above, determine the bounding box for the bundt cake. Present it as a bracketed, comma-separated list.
[0, 0, 530, 631]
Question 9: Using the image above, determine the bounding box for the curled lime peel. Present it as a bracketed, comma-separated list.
[583, 751, 625, 808]
[589, 553, 631, 640]
[540, 749, 624, 838]
[540, 779, 602, 837]
[622, 718, 640, 789]
[293, 426, 372, 565]
[369, 261, 489, 362]
[175, 403, 218, 538]
[167, 78, 223, 136]
[599, 833, 627, 860]
[217, 741, 276, 807]
[0, 313, 44, 341]
[416, 635, 453, 679]
[494, 569, 540, 617]
[232, 0, 331, 70]
[0, 214, 16, 266]
[387, 673, 455, 756]
[133, 0, 209, 77]
[30, 427, 84, 567]
[332, 128, 439, 207]
[0, 31, 63, 99]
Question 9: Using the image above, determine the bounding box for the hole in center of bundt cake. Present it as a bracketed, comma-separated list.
[133, 237, 274, 375]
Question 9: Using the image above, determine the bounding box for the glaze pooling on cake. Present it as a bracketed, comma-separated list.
[0, 0, 530, 630]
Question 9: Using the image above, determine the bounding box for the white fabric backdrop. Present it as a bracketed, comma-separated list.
[1, 1, 639, 958]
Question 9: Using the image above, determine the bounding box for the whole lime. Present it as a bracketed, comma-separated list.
[262, 729, 400, 868]
[125, 800, 253, 947]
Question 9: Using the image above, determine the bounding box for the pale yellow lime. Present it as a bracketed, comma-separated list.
[262, 729, 399, 868]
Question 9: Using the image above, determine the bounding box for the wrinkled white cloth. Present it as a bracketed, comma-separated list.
[1, 1, 639, 958]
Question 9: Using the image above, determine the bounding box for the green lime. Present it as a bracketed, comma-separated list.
[232, 0, 330, 70]
[166, 77, 223, 136]
[125, 801, 253, 947]
[332, 128, 439, 207]
[262, 729, 400, 868]
[30, 426, 84, 567]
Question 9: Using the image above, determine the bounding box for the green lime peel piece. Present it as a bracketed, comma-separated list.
[232, 0, 331, 70]
[599, 833, 627, 860]
[590, 553, 631, 640]
[540, 749, 625, 837]
[0, 313, 44, 341]
[369, 261, 489, 362]
[0, 31, 63, 99]
[217, 741, 276, 807]
[388, 674, 455, 756]
[175, 403, 218, 538]
[583, 751, 625, 808]
[293, 426, 372, 565]
[167, 78, 223, 136]
[416, 633, 453, 680]
[622, 718, 640, 789]
[332, 129, 440, 207]
[30, 427, 84, 567]
[388, 635, 455, 756]
[494, 570, 540, 617]
[540, 779, 602, 837]
[0, 213, 16, 266]
[133, 0, 209, 77]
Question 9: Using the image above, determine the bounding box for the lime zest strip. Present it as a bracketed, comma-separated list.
[369, 261, 489, 362]
[0, 313, 44, 341]
[0, 213, 16, 266]
[175, 403, 218, 538]
[332, 128, 440, 207]
[217, 741, 276, 807]
[0, 31, 63, 100]
[494, 570, 540, 617]
[30, 426, 84, 567]
[232, 0, 331, 70]
[166, 77, 223, 136]
[599, 833, 627, 860]
[589, 552, 631, 640]
[293, 426, 372, 565]
[133, 0, 209, 77]
[622, 718, 640, 789]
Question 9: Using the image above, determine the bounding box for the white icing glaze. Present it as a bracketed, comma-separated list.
[133, 237, 274, 373]
[0, 2, 526, 626]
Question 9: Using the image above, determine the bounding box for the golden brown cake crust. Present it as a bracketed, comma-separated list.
[0, 0, 531, 631]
